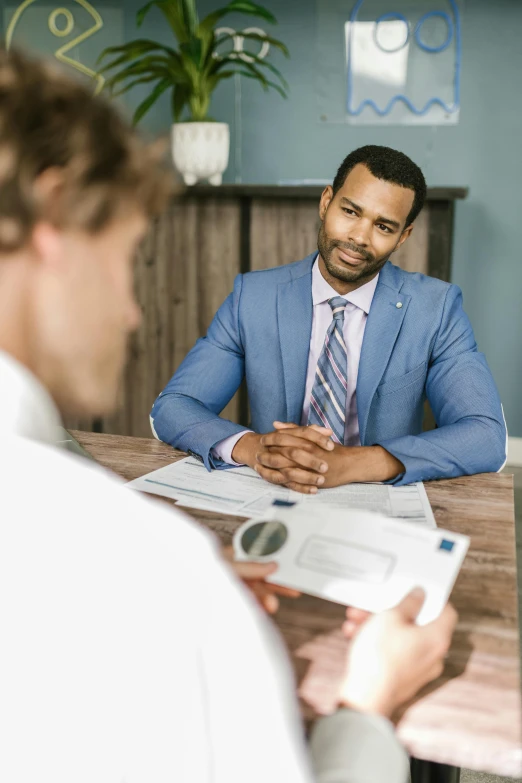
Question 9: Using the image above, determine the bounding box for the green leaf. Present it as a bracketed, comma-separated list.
[180, 0, 199, 36]
[180, 38, 203, 68]
[97, 39, 177, 68]
[172, 83, 191, 121]
[241, 70, 285, 97]
[198, 9, 224, 34]
[104, 60, 172, 90]
[200, 0, 277, 34]
[210, 69, 236, 81]
[225, 0, 277, 22]
[99, 54, 177, 78]
[136, 0, 156, 27]
[215, 50, 288, 90]
[201, 69, 234, 94]
[104, 54, 174, 78]
[234, 59, 287, 97]
[111, 74, 161, 97]
[199, 30, 216, 67]
[237, 58, 268, 87]
[137, 1, 191, 43]
[133, 77, 171, 124]
[244, 52, 289, 89]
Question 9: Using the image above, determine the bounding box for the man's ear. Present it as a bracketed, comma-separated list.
[319, 185, 333, 221]
[30, 168, 66, 270]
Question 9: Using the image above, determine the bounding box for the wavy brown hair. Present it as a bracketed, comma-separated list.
[0, 47, 172, 253]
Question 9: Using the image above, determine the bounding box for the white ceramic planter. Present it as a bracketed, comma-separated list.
[171, 122, 230, 186]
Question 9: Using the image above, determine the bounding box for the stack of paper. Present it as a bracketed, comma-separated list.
[127, 457, 437, 528]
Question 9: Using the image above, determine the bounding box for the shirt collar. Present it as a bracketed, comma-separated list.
[0, 350, 63, 446]
[312, 255, 379, 315]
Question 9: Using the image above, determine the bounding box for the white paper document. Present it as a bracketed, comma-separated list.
[127, 456, 437, 527]
[233, 508, 469, 625]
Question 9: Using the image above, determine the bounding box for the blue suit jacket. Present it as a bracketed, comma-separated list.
[151, 254, 506, 485]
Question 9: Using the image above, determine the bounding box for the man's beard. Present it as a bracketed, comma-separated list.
[317, 221, 392, 284]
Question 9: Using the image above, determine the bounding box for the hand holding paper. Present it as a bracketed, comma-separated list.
[233, 506, 469, 625]
[222, 546, 300, 614]
[298, 590, 458, 719]
[340, 590, 458, 718]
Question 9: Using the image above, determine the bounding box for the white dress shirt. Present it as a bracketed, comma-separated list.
[214, 258, 379, 465]
[0, 349, 64, 443]
[0, 351, 314, 783]
[0, 350, 409, 783]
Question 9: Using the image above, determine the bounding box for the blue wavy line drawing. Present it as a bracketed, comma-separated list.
[346, 0, 461, 117]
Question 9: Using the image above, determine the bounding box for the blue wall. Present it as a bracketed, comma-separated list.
[3, 1, 522, 436]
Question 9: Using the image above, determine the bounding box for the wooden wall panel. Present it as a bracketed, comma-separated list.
[250, 199, 321, 271]
[61, 414, 99, 432]
[65, 197, 241, 438]
[177, 198, 241, 427]
[390, 206, 429, 274]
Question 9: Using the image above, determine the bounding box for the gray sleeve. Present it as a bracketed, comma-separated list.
[309, 709, 410, 783]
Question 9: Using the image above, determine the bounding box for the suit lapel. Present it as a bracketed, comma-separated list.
[357, 263, 411, 444]
[277, 264, 314, 424]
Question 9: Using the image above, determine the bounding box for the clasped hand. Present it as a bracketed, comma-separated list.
[232, 421, 404, 491]
[233, 421, 345, 494]
[256, 421, 343, 493]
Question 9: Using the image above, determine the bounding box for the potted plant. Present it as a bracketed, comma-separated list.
[99, 0, 289, 185]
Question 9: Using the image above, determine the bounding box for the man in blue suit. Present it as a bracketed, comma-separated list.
[151, 145, 506, 491]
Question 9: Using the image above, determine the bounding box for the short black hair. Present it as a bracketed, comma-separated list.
[332, 145, 427, 228]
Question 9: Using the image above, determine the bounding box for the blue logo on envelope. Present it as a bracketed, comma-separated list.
[439, 538, 455, 553]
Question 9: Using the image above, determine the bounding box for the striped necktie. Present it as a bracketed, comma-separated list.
[307, 296, 348, 445]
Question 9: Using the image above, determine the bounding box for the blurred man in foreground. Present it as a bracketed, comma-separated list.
[0, 48, 456, 783]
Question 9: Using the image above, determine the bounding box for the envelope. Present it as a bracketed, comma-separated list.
[233, 507, 469, 625]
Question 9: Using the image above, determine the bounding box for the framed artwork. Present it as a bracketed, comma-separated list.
[317, 0, 463, 125]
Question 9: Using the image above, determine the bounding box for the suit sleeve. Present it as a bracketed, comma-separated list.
[310, 710, 410, 783]
[375, 285, 507, 485]
[150, 274, 250, 470]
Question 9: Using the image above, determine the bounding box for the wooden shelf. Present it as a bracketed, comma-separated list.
[188, 184, 469, 201]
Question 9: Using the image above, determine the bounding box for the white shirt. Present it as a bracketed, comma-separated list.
[0, 351, 314, 783]
[0, 351, 408, 783]
[0, 349, 64, 443]
[214, 259, 379, 464]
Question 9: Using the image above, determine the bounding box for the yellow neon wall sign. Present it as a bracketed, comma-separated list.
[6, 0, 105, 94]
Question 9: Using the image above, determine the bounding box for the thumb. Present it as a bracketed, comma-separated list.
[395, 587, 426, 622]
[233, 560, 278, 581]
[273, 421, 298, 429]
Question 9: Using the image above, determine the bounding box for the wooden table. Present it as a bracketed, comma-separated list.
[71, 431, 522, 779]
